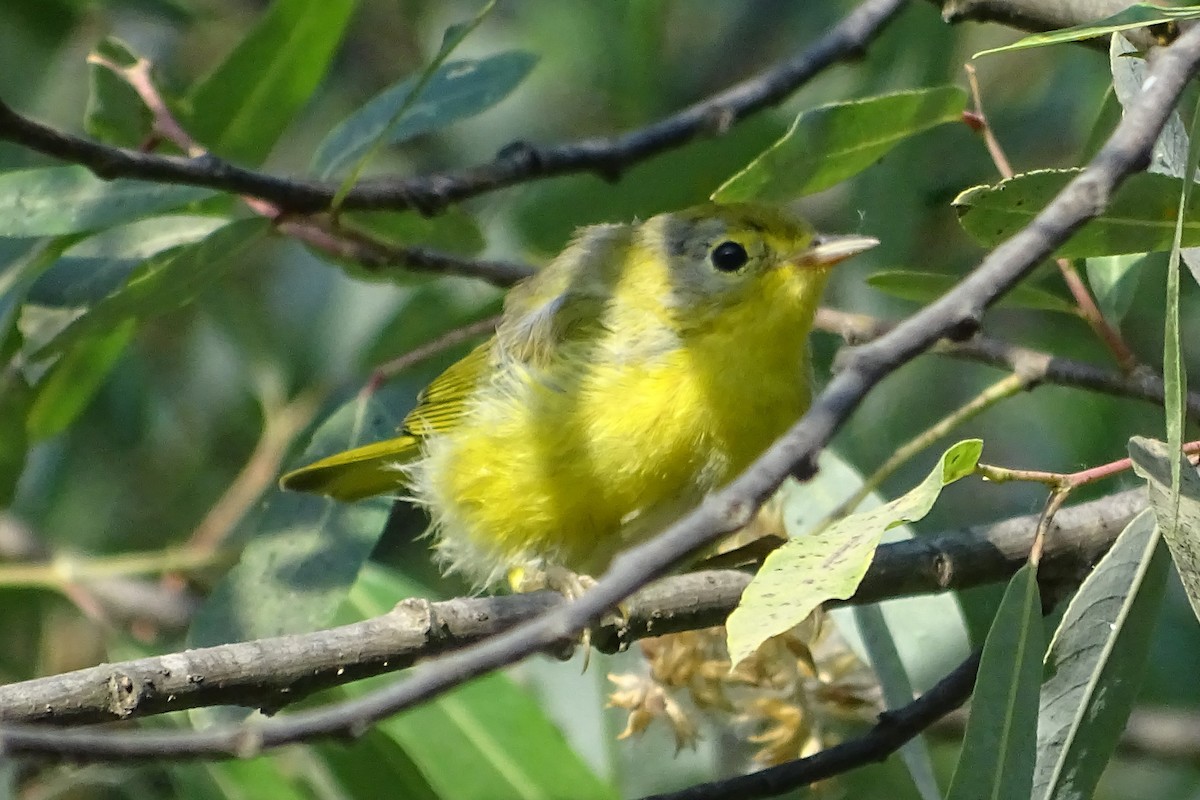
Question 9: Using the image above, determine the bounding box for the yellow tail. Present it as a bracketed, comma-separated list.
[279, 435, 421, 501]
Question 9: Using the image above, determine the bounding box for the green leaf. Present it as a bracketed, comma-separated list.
[853, 605, 941, 800]
[867, 270, 1078, 315]
[32, 218, 268, 360]
[28, 215, 228, 307]
[953, 169, 1200, 258]
[781, 450, 970, 796]
[1110, 34, 1200, 286]
[26, 321, 134, 439]
[333, 1, 497, 205]
[1129, 437, 1200, 624]
[185, 0, 359, 164]
[945, 563, 1043, 800]
[726, 439, 982, 667]
[1084, 254, 1146, 324]
[84, 38, 152, 148]
[168, 757, 312, 800]
[319, 731, 440, 800]
[0, 370, 33, 507]
[0, 166, 214, 237]
[1033, 510, 1168, 800]
[1165, 97, 1200, 528]
[187, 395, 398, 649]
[973, 3, 1200, 58]
[712, 86, 967, 202]
[339, 566, 618, 800]
[1081, 86, 1121, 162]
[313, 51, 537, 178]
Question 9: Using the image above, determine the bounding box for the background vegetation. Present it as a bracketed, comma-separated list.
[1, 0, 1198, 798]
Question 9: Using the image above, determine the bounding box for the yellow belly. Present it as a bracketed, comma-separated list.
[409, 335, 808, 587]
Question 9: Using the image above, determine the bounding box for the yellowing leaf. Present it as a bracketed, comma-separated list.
[725, 439, 982, 667]
[1129, 437, 1200, 624]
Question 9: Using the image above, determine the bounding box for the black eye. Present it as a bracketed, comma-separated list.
[710, 241, 749, 272]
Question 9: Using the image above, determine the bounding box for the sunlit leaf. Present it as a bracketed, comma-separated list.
[713, 87, 967, 202]
[1033, 510, 1168, 800]
[726, 440, 981, 667]
[780, 451, 970, 796]
[0, 166, 214, 237]
[945, 563, 1043, 800]
[313, 51, 537, 178]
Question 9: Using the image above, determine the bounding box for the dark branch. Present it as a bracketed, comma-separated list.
[641, 651, 983, 800]
[929, 0, 1165, 51]
[815, 309, 1200, 420]
[0, 488, 1143, 728]
[0, 0, 906, 215]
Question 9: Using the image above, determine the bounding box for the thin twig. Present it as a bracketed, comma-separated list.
[187, 389, 324, 553]
[92, 53, 535, 287]
[0, 547, 234, 589]
[814, 308, 1200, 419]
[642, 651, 983, 800]
[0, 489, 1142, 726]
[0, 0, 908, 215]
[372, 315, 501, 384]
[964, 63, 1140, 372]
[978, 439, 1200, 489]
[819, 371, 1031, 523]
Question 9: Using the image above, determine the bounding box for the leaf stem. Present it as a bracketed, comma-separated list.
[0, 547, 235, 590]
[821, 372, 1030, 525]
[964, 63, 1140, 373]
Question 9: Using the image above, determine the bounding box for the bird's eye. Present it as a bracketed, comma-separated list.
[710, 241, 749, 272]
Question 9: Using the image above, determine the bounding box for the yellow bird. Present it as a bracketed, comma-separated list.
[281, 203, 876, 589]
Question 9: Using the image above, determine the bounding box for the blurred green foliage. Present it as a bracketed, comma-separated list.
[2, 0, 1200, 798]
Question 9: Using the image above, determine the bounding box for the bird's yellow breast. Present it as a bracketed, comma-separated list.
[410, 285, 812, 586]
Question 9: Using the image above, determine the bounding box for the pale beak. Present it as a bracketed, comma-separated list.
[796, 233, 879, 268]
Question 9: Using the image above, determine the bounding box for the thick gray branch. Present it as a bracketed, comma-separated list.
[0, 488, 1141, 726]
[930, 0, 1165, 50]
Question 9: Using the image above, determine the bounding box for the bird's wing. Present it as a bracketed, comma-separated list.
[496, 222, 630, 367]
[280, 342, 493, 501]
[400, 341, 492, 437]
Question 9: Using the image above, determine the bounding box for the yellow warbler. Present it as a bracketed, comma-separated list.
[282, 203, 876, 588]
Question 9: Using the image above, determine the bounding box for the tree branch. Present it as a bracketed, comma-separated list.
[641, 650, 983, 800]
[0, 488, 1141, 727]
[0, 0, 906, 216]
[814, 308, 1200, 419]
[928, 0, 1165, 51]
